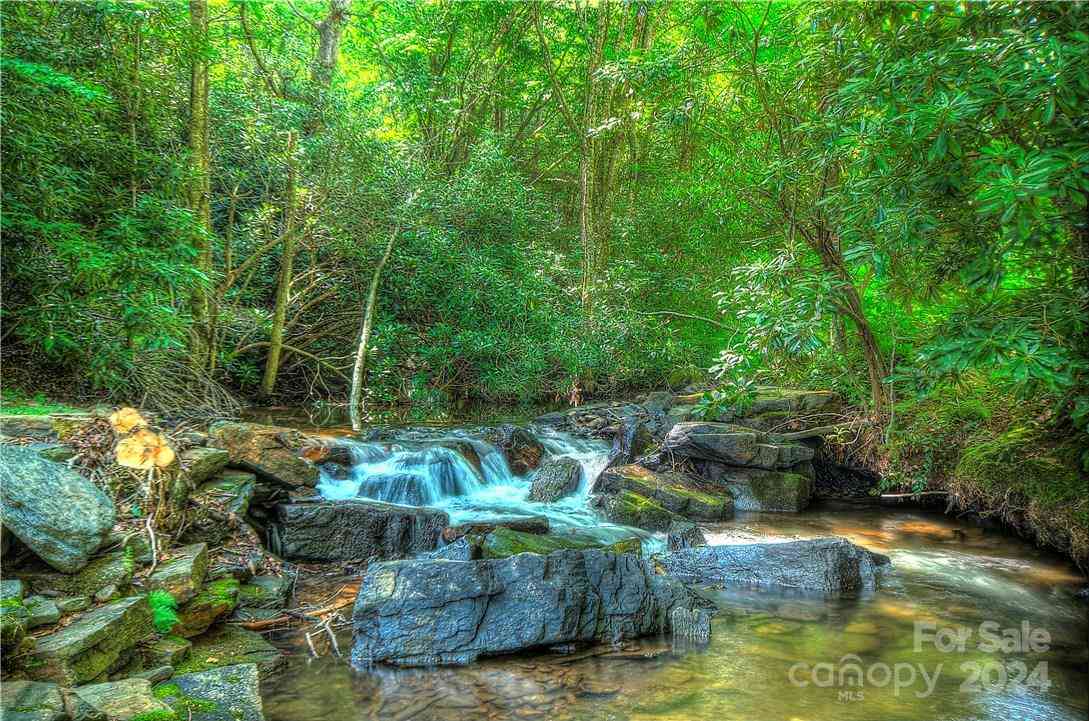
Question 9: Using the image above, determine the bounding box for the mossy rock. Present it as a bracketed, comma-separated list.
[155, 663, 263, 721]
[725, 472, 813, 513]
[174, 625, 283, 679]
[16, 549, 135, 598]
[147, 544, 208, 605]
[604, 537, 642, 556]
[69, 677, 175, 721]
[0, 680, 66, 721]
[480, 528, 604, 559]
[237, 576, 289, 610]
[174, 578, 239, 638]
[26, 595, 153, 686]
[597, 465, 733, 521]
[600, 490, 679, 532]
[142, 635, 192, 668]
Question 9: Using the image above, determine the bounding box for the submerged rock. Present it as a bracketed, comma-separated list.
[156, 663, 264, 721]
[666, 521, 707, 552]
[352, 549, 710, 666]
[267, 500, 447, 563]
[484, 424, 544, 475]
[207, 421, 319, 488]
[595, 465, 733, 521]
[657, 537, 890, 596]
[528, 457, 583, 502]
[0, 445, 116, 573]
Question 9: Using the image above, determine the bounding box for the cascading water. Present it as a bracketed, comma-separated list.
[316, 424, 644, 544]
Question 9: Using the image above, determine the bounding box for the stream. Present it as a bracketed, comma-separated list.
[258, 419, 1088, 721]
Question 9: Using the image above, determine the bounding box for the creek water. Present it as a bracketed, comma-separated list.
[262, 421, 1088, 721]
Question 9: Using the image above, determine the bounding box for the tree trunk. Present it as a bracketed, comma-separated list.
[311, 0, 350, 88]
[260, 133, 299, 398]
[349, 193, 416, 431]
[187, 0, 213, 371]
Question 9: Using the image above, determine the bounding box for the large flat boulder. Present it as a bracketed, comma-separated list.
[658, 538, 890, 597]
[661, 423, 814, 470]
[599, 490, 680, 532]
[527, 457, 582, 502]
[174, 625, 283, 679]
[0, 445, 116, 572]
[723, 471, 813, 512]
[26, 595, 152, 685]
[267, 500, 447, 563]
[207, 421, 318, 488]
[156, 663, 265, 721]
[595, 465, 733, 521]
[352, 549, 709, 666]
[442, 515, 549, 543]
[68, 677, 173, 721]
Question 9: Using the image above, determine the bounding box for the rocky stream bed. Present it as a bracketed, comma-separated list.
[1, 388, 1086, 720]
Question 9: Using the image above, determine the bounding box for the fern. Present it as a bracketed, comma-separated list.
[148, 590, 179, 634]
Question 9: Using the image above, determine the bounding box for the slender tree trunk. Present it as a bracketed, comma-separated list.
[349, 193, 418, 430]
[260, 133, 299, 398]
[187, 0, 213, 371]
[312, 0, 350, 87]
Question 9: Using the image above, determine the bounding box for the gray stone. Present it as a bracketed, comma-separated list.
[55, 596, 91, 614]
[724, 471, 813, 512]
[661, 423, 814, 470]
[352, 549, 710, 666]
[442, 515, 549, 543]
[68, 677, 172, 721]
[422, 536, 482, 561]
[147, 543, 208, 604]
[527, 458, 582, 502]
[658, 538, 891, 597]
[594, 465, 733, 521]
[605, 417, 654, 470]
[156, 663, 264, 721]
[141, 636, 192, 667]
[0, 445, 116, 573]
[24, 595, 60, 629]
[1, 579, 28, 652]
[207, 421, 318, 488]
[599, 490, 680, 532]
[179, 447, 230, 487]
[180, 470, 257, 547]
[237, 576, 290, 610]
[27, 595, 152, 685]
[666, 521, 707, 552]
[0, 680, 66, 721]
[483, 424, 544, 475]
[267, 500, 447, 563]
[34, 445, 76, 463]
[16, 550, 134, 598]
[135, 665, 174, 684]
[175, 626, 282, 679]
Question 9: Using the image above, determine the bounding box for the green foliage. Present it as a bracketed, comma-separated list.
[148, 590, 179, 635]
[0, 388, 79, 416]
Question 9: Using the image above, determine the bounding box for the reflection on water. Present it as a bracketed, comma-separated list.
[264, 509, 1088, 721]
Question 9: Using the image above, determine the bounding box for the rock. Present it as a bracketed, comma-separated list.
[480, 528, 610, 559]
[484, 425, 544, 475]
[24, 595, 60, 629]
[0, 414, 56, 441]
[658, 538, 891, 597]
[142, 636, 192, 668]
[237, 576, 290, 610]
[722, 471, 813, 512]
[27, 595, 153, 685]
[49, 413, 96, 442]
[1, 579, 28, 653]
[175, 578, 239, 638]
[207, 421, 318, 488]
[17, 550, 134, 598]
[0, 680, 66, 721]
[643, 391, 674, 414]
[595, 465, 733, 521]
[661, 423, 813, 470]
[605, 537, 643, 556]
[422, 536, 483, 561]
[0, 445, 116, 573]
[442, 516, 549, 543]
[179, 447, 229, 487]
[599, 490, 680, 532]
[35, 444, 76, 463]
[605, 418, 654, 470]
[94, 585, 119, 604]
[68, 677, 173, 721]
[175, 625, 283, 679]
[181, 470, 257, 547]
[352, 549, 710, 666]
[148, 543, 208, 604]
[267, 500, 447, 563]
[135, 665, 174, 684]
[666, 521, 706, 552]
[55, 596, 91, 614]
[156, 663, 264, 721]
[527, 458, 582, 502]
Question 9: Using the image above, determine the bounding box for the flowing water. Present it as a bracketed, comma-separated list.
[262, 421, 1088, 721]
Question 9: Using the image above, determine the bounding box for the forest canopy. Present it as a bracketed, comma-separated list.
[1, 0, 1085, 446]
